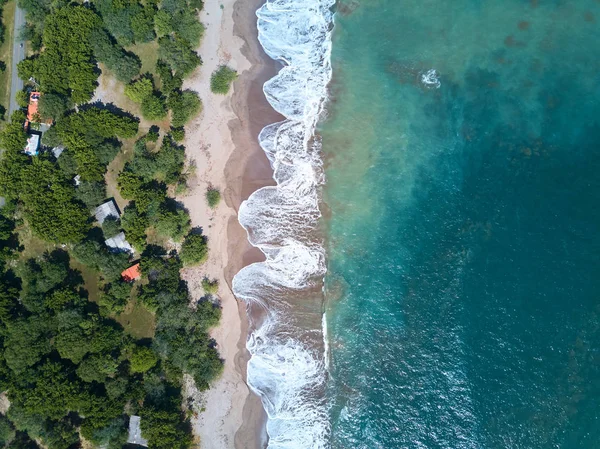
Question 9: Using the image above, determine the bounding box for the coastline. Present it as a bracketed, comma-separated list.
[178, 0, 280, 447]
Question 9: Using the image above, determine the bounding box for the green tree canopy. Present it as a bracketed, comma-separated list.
[180, 233, 208, 266]
[158, 36, 201, 76]
[18, 6, 102, 103]
[129, 346, 158, 373]
[124, 77, 154, 103]
[168, 89, 201, 128]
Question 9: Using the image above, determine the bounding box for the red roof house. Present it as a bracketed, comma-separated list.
[121, 263, 141, 282]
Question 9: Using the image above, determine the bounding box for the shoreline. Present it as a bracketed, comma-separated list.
[179, 0, 280, 447]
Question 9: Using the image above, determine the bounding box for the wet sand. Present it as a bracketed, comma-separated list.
[179, 0, 282, 446]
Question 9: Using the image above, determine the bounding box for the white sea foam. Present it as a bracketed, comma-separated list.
[421, 68, 441, 88]
[231, 0, 335, 447]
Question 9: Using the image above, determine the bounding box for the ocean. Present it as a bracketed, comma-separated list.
[323, 0, 600, 448]
[235, 0, 600, 447]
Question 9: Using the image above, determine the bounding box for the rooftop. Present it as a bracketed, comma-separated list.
[24, 133, 40, 156]
[95, 199, 120, 224]
[105, 232, 133, 254]
[122, 263, 141, 282]
[127, 415, 148, 447]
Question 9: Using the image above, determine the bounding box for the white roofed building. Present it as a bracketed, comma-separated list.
[24, 134, 40, 156]
[95, 199, 120, 224]
[105, 232, 133, 254]
[127, 415, 148, 447]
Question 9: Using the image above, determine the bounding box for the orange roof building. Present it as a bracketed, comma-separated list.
[25, 92, 52, 128]
[27, 92, 40, 123]
[121, 263, 141, 282]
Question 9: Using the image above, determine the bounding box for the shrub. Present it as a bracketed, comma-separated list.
[147, 126, 160, 142]
[179, 233, 207, 266]
[201, 278, 218, 295]
[170, 127, 185, 142]
[205, 187, 221, 208]
[210, 66, 237, 94]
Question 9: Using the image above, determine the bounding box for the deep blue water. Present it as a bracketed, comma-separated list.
[322, 1, 600, 447]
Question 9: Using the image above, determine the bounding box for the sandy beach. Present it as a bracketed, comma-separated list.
[178, 0, 281, 448]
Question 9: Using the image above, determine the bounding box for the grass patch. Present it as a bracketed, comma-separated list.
[210, 66, 237, 94]
[0, 0, 16, 121]
[127, 41, 159, 77]
[205, 187, 221, 208]
[68, 257, 102, 303]
[116, 297, 156, 339]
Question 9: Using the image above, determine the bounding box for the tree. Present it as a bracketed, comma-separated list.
[55, 325, 90, 364]
[16, 90, 28, 108]
[154, 10, 171, 37]
[0, 414, 16, 446]
[156, 60, 183, 95]
[102, 216, 121, 238]
[18, 6, 102, 103]
[141, 95, 167, 121]
[168, 90, 201, 128]
[210, 66, 237, 94]
[158, 36, 201, 76]
[117, 171, 144, 200]
[170, 127, 185, 142]
[131, 6, 156, 43]
[38, 93, 69, 121]
[75, 181, 107, 210]
[99, 280, 131, 314]
[154, 205, 190, 242]
[72, 238, 130, 281]
[170, 10, 204, 46]
[139, 402, 193, 449]
[94, 0, 138, 46]
[124, 77, 153, 103]
[3, 317, 53, 373]
[92, 29, 141, 82]
[121, 205, 148, 251]
[180, 233, 208, 265]
[19, 160, 90, 243]
[129, 346, 158, 373]
[77, 354, 119, 383]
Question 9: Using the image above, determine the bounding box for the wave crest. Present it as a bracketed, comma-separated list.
[231, 0, 335, 447]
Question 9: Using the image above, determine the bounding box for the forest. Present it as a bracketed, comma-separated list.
[0, 0, 222, 447]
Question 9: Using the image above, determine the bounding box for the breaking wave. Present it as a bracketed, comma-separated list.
[231, 0, 335, 447]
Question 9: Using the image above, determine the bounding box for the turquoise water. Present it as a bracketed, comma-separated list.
[322, 1, 600, 447]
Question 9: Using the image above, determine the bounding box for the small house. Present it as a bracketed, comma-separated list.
[25, 92, 52, 127]
[95, 199, 120, 224]
[127, 415, 148, 447]
[121, 263, 141, 282]
[105, 232, 133, 254]
[52, 146, 65, 158]
[23, 133, 40, 156]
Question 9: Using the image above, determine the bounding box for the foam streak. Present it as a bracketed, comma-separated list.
[232, 0, 335, 447]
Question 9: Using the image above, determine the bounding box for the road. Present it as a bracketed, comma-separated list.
[8, 5, 25, 115]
